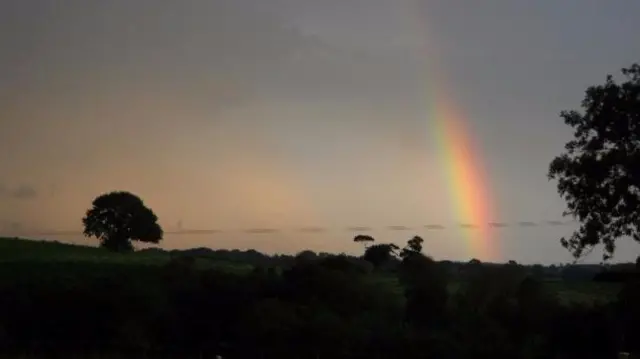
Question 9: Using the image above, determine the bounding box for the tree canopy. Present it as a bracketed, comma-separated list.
[549, 63, 640, 260]
[353, 234, 375, 248]
[82, 191, 163, 252]
[400, 235, 424, 259]
[363, 243, 398, 269]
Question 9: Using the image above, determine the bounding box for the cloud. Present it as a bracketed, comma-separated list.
[244, 228, 280, 234]
[425, 225, 445, 230]
[0, 183, 38, 200]
[489, 222, 509, 228]
[0, 0, 335, 124]
[459, 224, 479, 229]
[12, 184, 37, 199]
[297, 226, 327, 233]
[388, 225, 412, 231]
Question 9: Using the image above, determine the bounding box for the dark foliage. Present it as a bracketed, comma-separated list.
[363, 243, 398, 269]
[593, 270, 640, 283]
[400, 236, 424, 259]
[549, 63, 640, 260]
[82, 191, 163, 252]
[0, 244, 638, 359]
[353, 234, 375, 247]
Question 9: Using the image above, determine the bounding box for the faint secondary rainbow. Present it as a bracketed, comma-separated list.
[401, 0, 499, 260]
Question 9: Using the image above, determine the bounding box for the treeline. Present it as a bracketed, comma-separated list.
[0, 244, 639, 358]
[154, 246, 638, 282]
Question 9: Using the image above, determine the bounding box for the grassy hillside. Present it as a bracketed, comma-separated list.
[0, 236, 257, 274]
[0, 236, 170, 264]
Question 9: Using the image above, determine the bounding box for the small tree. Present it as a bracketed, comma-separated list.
[82, 191, 163, 252]
[549, 63, 640, 260]
[353, 234, 375, 248]
[400, 235, 424, 259]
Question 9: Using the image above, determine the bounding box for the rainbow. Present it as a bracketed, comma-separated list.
[402, 0, 499, 260]
[433, 96, 498, 260]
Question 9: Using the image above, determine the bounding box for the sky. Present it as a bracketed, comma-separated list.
[1, 0, 639, 263]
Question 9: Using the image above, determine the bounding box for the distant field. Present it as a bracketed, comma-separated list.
[0, 237, 623, 304]
[547, 279, 622, 305]
[0, 237, 252, 273]
[0, 236, 170, 264]
[370, 276, 621, 305]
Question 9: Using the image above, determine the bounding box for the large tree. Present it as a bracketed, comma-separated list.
[549, 63, 640, 260]
[82, 191, 163, 252]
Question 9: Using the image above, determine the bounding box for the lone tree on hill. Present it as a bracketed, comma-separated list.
[549, 63, 640, 260]
[82, 191, 163, 252]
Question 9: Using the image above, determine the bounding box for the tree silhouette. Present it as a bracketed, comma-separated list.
[363, 243, 398, 269]
[82, 191, 163, 252]
[400, 235, 424, 259]
[295, 250, 318, 262]
[468, 258, 482, 266]
[353, 234, 375, 248]
[549, 63, 640, 260]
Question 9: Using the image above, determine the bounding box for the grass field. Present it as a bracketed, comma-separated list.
[548, 279, 622, 305]
[0, 237, 623, 305]
[0, 236, 254, 273]
[0, 237, 169, 264]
